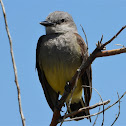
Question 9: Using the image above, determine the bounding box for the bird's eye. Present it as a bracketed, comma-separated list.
[61, 19, 65, 22]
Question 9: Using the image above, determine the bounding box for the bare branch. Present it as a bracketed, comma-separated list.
[115, 44, 125, 48]
[101, 25, 126, 49]
[0, 0, 25, 126]
[50, 26, 126, 126]
[96, 47, 126, 57]
[99, 35, 103, 43]
[63, 100, 110, 120]
[64, 92, 126, 122]
[93, 107, 100, 126]
[80, 24, 88, 49]
[60, 111, 67, 126]
[61, 85, 106, 125]
[82, 86, 104, 126]
[60, 74, 80, 125]
[68, 72, 79, 108]
[111, 92, 120, 126]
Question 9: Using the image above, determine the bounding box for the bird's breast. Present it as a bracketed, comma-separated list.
[39, 33, 82, 96]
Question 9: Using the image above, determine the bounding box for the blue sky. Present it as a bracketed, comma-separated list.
[0, 0, 126, 126]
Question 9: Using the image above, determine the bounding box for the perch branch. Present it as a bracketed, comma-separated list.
[60, 85, 106, 125]
[63, 100, 110, 120]
[82, 86, 105, 126]
[50, 26, 126, 126]
[0, 0, 25, 126]
[64, 91, 126, 122]
[60, 75, 80, 126]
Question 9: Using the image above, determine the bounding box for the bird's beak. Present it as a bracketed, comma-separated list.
[40, 21, 54, 26]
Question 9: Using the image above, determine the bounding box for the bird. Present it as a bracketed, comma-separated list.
[36, 11, 92, 121]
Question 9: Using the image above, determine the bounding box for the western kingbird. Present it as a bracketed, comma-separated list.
[36, 11, 92, 120]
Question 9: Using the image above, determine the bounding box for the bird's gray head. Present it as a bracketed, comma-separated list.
[40, 11, 78, 34]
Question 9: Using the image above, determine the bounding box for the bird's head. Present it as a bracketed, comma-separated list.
[40, 11, 78, 34]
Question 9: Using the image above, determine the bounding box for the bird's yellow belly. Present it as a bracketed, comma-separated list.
[43, 62, 82, 103]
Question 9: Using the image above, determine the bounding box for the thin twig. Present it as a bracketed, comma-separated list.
[80, 24, 88, 49]
[115, 44, 125, 48]
[64, 91, 126, 122]
[60, 111, 67, 126]
[0, 0, 25, 126]
[82, 85, 104, 126]
[93, 106, 101, 126]
[60, 71, 80, 126]
[68, 72, 79, 108]
[111, 92, 120, 126]
[101, 25, 126, 49]
[100, 35, 103, 43]
[62, 100, 110, 120]
[60, 86, 107, 123]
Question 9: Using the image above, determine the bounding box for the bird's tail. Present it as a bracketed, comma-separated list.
[67, 97, 91, 122]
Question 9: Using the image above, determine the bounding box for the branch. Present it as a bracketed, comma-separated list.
[0, 0, 25, 126]
[80, 24, 88, 49]
[111, 92, 120, 126]
[64, 91, 126, 122]
[101, 26, 126, 48]
[82, 85, 105, 126]
[96, 47, 126, 57]
[63, 100, 110, 120]
[60, 77, 80, 126]
[50, 26, 126, 126]
[60, 85, 107, 125]
[93, 106, 100, 126]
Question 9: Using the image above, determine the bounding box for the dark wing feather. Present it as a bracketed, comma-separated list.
[82, 67, 92, 106]
[74, 33, 92, 107]
[36, 36, 58, 111]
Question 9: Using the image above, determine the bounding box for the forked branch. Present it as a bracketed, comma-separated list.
[50, 25, 126, 126]
[64, 92, 126, 122]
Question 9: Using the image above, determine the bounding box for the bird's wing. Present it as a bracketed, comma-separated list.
[74, 33, 92, 107]
[36, 36, 58, 111]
